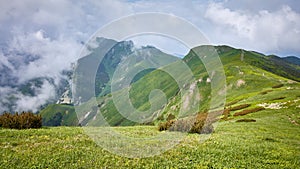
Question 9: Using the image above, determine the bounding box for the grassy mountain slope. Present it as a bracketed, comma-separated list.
[74, 37, 121, 102]
[40, 45, 300, 127]
[39, 104, 77, 126]
[41, 41, 179, 126]
[283, 56, 300, 66]
[245, 53, 300, 81]
[74, 38, 179, 102]
[79, 45, 300, 126]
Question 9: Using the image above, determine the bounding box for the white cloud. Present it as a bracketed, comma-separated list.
[129, 34, 190, 57]
[2, 0, 297, 56]
[8, 29, 81, 85]
[205, 3, 255, 39]
[15, 80, 56, 112]
[205, 2, 300, 55]
[0, 51, 14, 70]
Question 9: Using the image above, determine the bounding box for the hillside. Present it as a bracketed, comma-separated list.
[40, 44, 300, 127]
[39, 104, 78, 126]
[76, 45, 300, 126]
[73, 38, 178, 103]
[283, 56, 300, 66]
[41, 39, 179, 126]
[8, 43, 300, 168]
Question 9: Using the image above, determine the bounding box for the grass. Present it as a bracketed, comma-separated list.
[15, 44, 299, 167]
[39, 104, 77, 126]
[1, 107, 300, 168]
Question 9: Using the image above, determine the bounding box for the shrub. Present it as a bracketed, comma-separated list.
[260, 90, 273, 95]
[0, 112, 42, 129]
[270, 97, 286, 101]
[272, 84, 284, 88]
[233, 107, 265, 116]
[158, 113, 214, 134]
[169, 118, 193, 132]
[166, 114, 175, 121]
[190, 113, 214, 134]
[225, 100, 241, 106]
[228, 104, 251, 111]
[158, 119, 175, 131]
[236, 119, 256, 122]
[221, 109, 231, 120]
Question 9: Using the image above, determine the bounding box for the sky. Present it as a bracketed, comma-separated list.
[0, 0, 300, 112]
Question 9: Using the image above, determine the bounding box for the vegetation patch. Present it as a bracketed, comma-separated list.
[233, 107, 265, 116]
[158, 120, 175, 131]
[0, 112, 42, 129]
[270, 97, 286, 101]
[236, 119, 256, 122]
[272, 84, 284, 88]
[225, 99, 242, 106]
[228, 104, 251, 111]
[260, 90, 273, 95]
[159, 113, 214, 134]
[222, 104, 253, 120]
[166, 114, 176, 121]
[221, 109, 231, 120]
[263, 137, 277, 142]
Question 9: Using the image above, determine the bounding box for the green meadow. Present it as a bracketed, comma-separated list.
[1, 105, 299, 168]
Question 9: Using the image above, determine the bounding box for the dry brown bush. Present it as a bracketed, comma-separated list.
[0, 112, 42, 129]
[272, 84, 284, 88]
[236, 119, 256, 122]
[233, 107, 265, 116]
[158, 112, 214, 134]
[228, 104, 251, 111]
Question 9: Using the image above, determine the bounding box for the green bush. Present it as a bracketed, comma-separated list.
[0, 112, 42, 129]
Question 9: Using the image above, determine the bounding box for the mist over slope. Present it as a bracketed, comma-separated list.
[0, 32, 79, 113]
